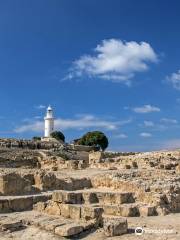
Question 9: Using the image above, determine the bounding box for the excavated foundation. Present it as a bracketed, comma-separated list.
[0, 141, 180, 239]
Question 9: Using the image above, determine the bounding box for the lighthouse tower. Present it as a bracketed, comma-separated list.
[44, 105, 54, 137]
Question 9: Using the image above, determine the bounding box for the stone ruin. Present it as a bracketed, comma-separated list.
[0, 138, 180, 239]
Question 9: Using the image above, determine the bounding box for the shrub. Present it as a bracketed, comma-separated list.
[77, 131, 108, 151]
[50, 131, 65, 142]
[56, 151, 69, 160]
[32, 136, 41, 141]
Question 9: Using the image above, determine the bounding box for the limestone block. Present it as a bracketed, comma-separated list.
[32, 193, 52, 204]
[55, 223, 84, 237]
[103, 217, 127, 236]
[81, 206, 103, 221]
[69, 204, 81, 220]
[82, 192, 98, 204]
[72, 178, 92, 190]
[103, 193, 117, 204]
[156, 206, 169, 216]
[119, 205, 139, 217]
[34, 172, 57, 191]
[52, 191, 82, 204]
[96, 192, 134, 205]
[43, 220, 66, 232]
[81, 219, 96, 230]
[103, 205, 119, 216]
[59, 204, 70, 218]
[0, 199, 10, 213]
[139, 205, 156, 216]
[9, 197, 33, 212]
[44, 201, 61, 215]
[89, 152, 104, 164]
[33, 201, 46, 212]
[0, 173, 33, 195]
[116, 192, 135, 204]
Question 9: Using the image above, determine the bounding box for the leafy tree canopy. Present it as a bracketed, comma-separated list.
[50, 131, 65, 142]
[77, 131, 108, 151]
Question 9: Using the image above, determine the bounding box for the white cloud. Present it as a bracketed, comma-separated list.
[114, 133, 128, 139]
[15, 121, 44, 133]
[139, 132, 152, 138]
[35, 105, 46, 109]
[66, 39, 158, 84]
[144, 120, 154, 127]
[167, 70, 180, 90]
[133, 104, 160, 113]
[160, 118, 178, 124]
[14, 115, 132, 133]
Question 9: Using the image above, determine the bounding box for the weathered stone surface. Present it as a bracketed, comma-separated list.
[0, 172, 34, 195]
[82, 192, 98, 204]
[81, 205, 103, 221]
[1, 138, 180, 239]
[102, 192, 134, 204]
[89, 152, 104, 164]
[0, 220, 23, 232]
[119, 205, 139, 217]
[33, 201, 47, 212]
[34, 171, 57, 191]
[103, 217, 127, 236]
[0, 196, 33, 213]
[52, 190, 82, 204]
[9, 197, 33, 212]
[54, 223, 84, 237]
[139, 205, 156, 216]
[44, 201, 61, 215]
[69, 204, 81, 220]
[103, 205, 120, 216]
[59, 204, 70, 218]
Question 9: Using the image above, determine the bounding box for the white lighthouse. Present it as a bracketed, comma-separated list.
[44, 105, 54, 137]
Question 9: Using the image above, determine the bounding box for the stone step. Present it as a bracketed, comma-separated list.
[0, 192, 52, 213]
[103, 203, 139, 217]
[22, 212, 95, 237]
[0, 211, 95, 237]
[52, 189, 135, 205]
[103, 203, 157, 217]
[34, 200, 103, 223]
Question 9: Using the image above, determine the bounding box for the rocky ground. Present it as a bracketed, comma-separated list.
[0, 212, 180, 239]
[0, 138, 180, 239]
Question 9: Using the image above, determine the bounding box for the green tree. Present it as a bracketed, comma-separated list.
[78, 131, 108, 151]
[50, 131, 65, 142]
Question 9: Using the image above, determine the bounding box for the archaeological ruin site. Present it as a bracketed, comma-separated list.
[0, 137, 180, 239]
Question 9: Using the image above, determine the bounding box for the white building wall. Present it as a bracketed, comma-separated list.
[44, 106, 54, 137]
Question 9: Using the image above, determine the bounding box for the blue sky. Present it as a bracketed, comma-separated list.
[1, 0, 180, 151]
